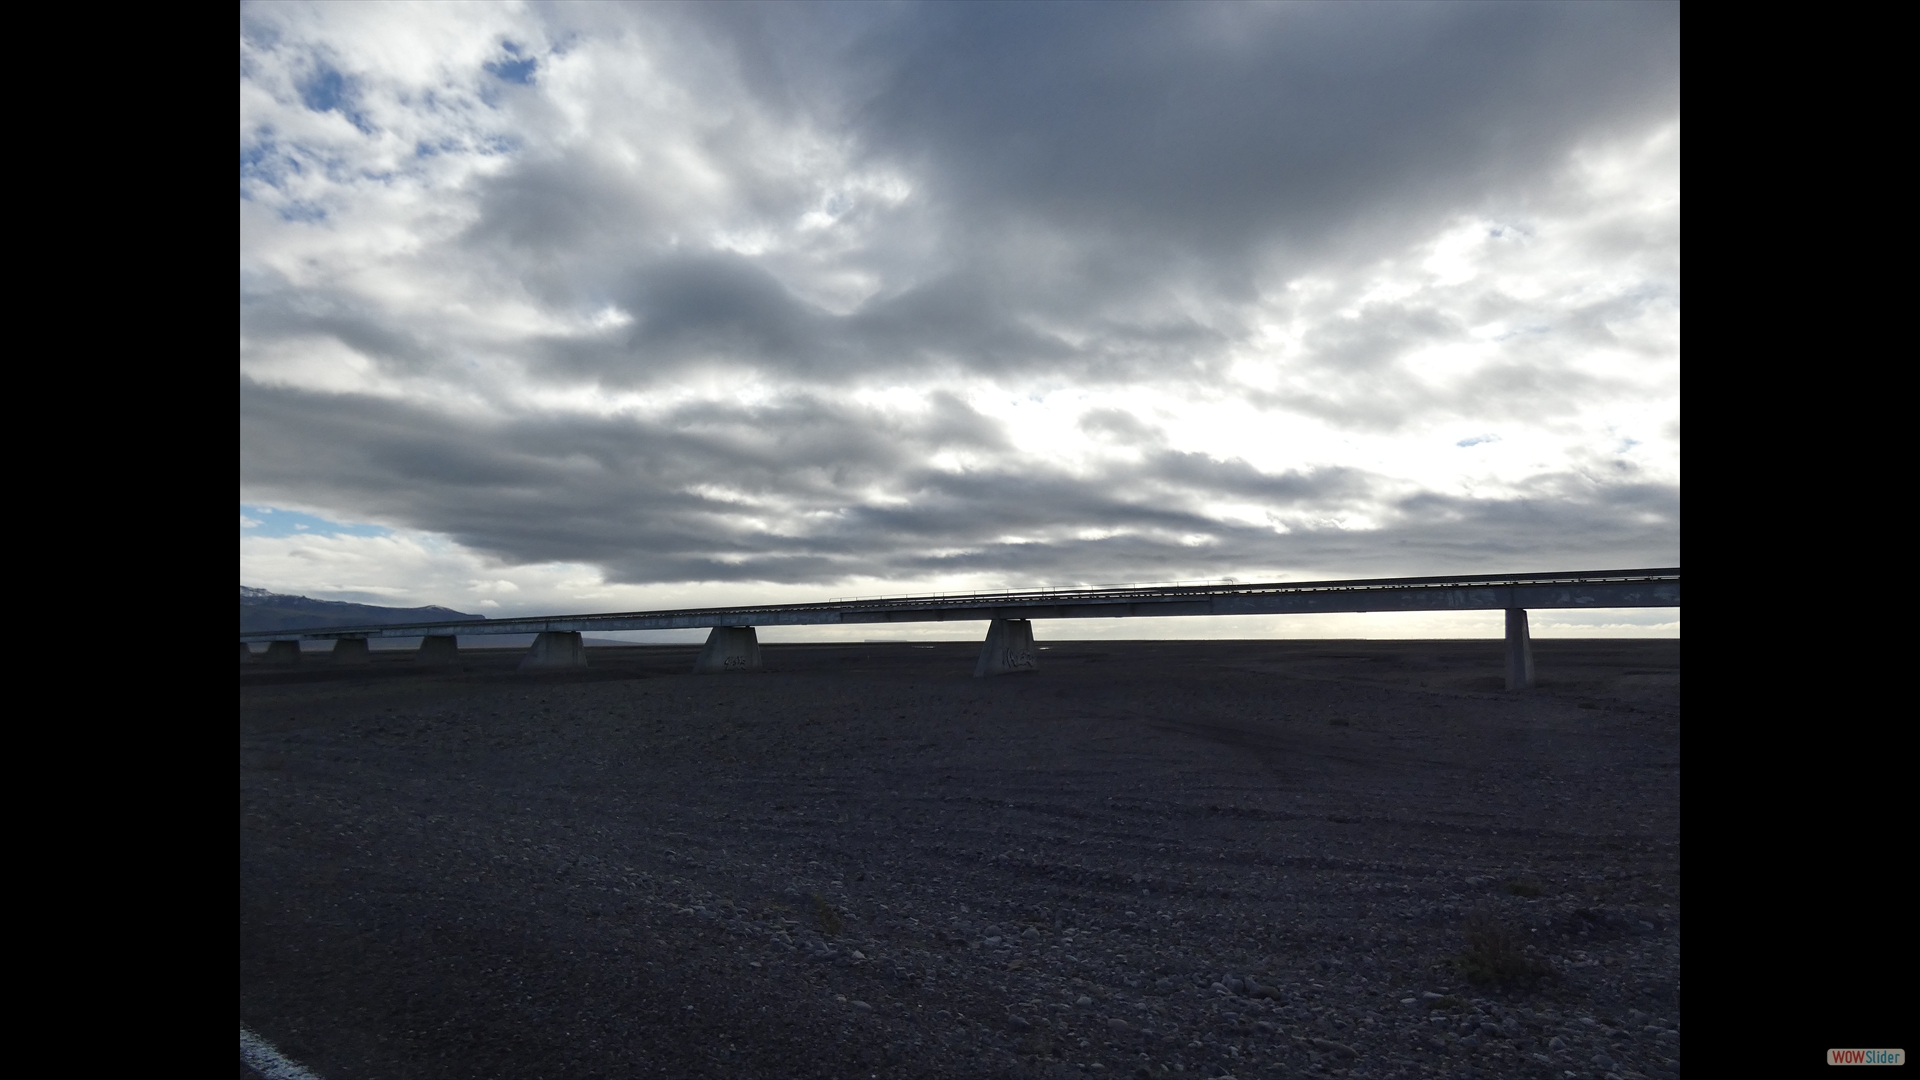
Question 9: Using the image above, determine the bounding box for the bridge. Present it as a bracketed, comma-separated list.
[240, 567, 1677, 688]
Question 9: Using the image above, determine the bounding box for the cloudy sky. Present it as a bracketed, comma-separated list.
[240, 2, 1678, 640]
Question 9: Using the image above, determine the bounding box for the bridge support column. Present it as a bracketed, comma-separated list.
[1505, 608, 1534, 690]
[522, 631, 587, 669]
[332, 637, 372, 665]
[418, 635, 459, 665]
[262, 640, 301, 666]
[974, 619, 1037, 677]
[694, 626, 761, 673]
[239, 642, 254, 664]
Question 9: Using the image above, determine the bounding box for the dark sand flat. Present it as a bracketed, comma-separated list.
[241, 638, 1680, 1080]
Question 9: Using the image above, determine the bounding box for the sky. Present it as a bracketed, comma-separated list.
[240, 1, 1678, 642]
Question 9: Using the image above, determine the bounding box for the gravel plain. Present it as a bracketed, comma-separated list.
[240, 637, 1681, 1080]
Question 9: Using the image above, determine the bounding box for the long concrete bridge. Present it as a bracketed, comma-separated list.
[240, 567, 1678, 689]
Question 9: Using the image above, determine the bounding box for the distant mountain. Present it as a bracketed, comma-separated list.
[241, 587, 488, 634]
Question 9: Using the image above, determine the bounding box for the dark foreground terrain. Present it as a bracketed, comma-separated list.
[240, 638, 1680, 1080]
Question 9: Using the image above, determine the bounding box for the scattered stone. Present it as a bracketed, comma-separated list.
[1109, 1018, 1132, 1033]
[1078, 995, 1094, 1006]
[1549, 1037, 1568, 1051]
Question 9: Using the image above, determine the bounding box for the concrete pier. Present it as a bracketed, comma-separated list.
[419, 635, 459, 665]
[263, 640, 301, 666]
[521, 631, 587, 669]
[333, 637, 371, 665]
[693, 626, 762, 673]
[1505, 608, 1534, 690]
[974, 618, 1038, 677]
[240, 642, 254, 664]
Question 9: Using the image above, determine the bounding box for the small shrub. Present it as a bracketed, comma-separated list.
[811, 893, 843, 937]
[1455, 909, 1555, 988]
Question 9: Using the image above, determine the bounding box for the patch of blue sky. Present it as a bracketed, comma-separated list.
[241, 505, 392, 539]
[1456, 434, 1500, 448]
[244, 138, 364, 191]
[485, 44, 538, 86]
[274, 201, 329, 223]
[298, 64, 377, 134]
[240, 138, 302, 193]
[240, 140, 274, 177]
[479, 134, 523, 156]
[300, 66, 347, 112]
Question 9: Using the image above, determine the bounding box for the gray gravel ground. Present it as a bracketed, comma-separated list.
[240, 637, 1680, 1080]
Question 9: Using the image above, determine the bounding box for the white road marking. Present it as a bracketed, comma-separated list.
[240, 1026, 323, 1080]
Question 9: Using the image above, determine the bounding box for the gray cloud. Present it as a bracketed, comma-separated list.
[1078, 408, 1162, 445]
[846, 2, 1678, 269]
[419, 3, 1675, 392]
[241, 281, 444, 375]
[242, 379, 1674, 586]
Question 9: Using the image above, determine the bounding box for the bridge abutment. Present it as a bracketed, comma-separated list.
[262, 640, 301, 666]
[694, 626, 761, 673]
[1505, 608, 1534, 689]
[975, 618, 1038, 677]
[419, 635, 459, 665]
[522, 631, 588, 669]
[332, 637, 371, 665]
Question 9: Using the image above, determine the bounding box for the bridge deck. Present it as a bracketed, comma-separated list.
[240, 568, 1680, 642]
